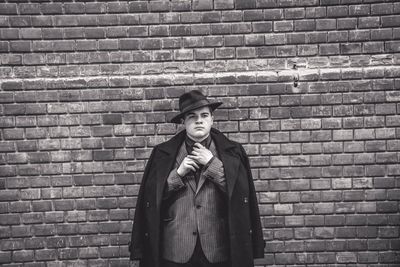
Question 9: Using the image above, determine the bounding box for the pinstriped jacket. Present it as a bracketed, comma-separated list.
[130, 128, 265, 267]
[162, 138, 229, 263]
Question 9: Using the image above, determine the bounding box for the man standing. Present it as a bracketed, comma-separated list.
[129, 90, 265, 267]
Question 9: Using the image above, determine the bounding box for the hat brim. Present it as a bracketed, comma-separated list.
[170, 102, 222, 124]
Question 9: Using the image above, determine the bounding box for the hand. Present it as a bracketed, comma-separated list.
[187, 143, 213, 166]
[177, 156, 200, 177]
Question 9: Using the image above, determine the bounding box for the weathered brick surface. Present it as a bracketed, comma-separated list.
[1, 0, 399, 266]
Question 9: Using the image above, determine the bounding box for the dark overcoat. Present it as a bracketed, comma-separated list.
[129, 128, 265, 267]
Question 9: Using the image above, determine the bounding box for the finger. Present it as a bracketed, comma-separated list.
[187, 165, 196, 172]
[190, 160, 199, 168]
[187, 160, 200, 169]
[190, 150, 200, 156]
[193, 143, 204, 149]
[194, 146, 209, 153]
[192, 148, 206, 155]
[187, 155, 200, 162]
[186, 164, 197, 172]
[185, 156, 199, 163]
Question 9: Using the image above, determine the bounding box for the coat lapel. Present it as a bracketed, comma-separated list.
[155, 130, 186, 211]
[211, 129, 240, 200]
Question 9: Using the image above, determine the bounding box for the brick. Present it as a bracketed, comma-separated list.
[35, 249, 57, 261]
[274, 21, 293, 32]
[12, 250, 34, 262]
[32, 201, 52, 212]
[372, 29, 393, 42]
[54, 200, 74, 211]
[193, 0, 213, 10]
[201, 11, 221, 23]
[92, 126, 113, 137]
[59, 248, 78, 260]
[382, 15, 400, 27]
[174, 49, 193, 60]
[358, 17, 380, 29]
[149, 25, 169, 37]
[349, 5, 370, 16]
[214, 0, 234, 9]
[203, 37, 223, 48]
[386, 41, 400, 53]
[160, 13, 179, 24]
[211, 24, 231, 35]
[0, 29, 18, 41]
[252, 22, 272, 34]
[138, 13, 159, 25]
[371, 3, 393, 15]
[102, 114, 122, 125]
[236, 0, 256, 9]
[328, 31, 348, 43]
[337, 252, 357, 263]
[264, 9, 284, 21]
[215, 47, 235, 59]
[147, 1, 169, 12]
[243, 10, 263, 21]
[232, 23, 252, 34]
[195, 48, 214, 60]
[316, 19, 336, 30]
[337, 18, 357, 30]
[0, 4, 17, 15]
[171, 1, 191, 11]
[245, 34, 265, 46]
[285, 8, 305, 19]
[221, 11, 242, 22]
[224, 36, 243, 46]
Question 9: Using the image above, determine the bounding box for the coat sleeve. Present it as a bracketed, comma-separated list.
[239, 144, 265, 258]
[129, 147, 156, 260]
[162, 168, 186, 200]
[203, 157, 227, 194]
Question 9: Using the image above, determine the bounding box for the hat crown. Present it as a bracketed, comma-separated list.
[179, 90, 209, 112]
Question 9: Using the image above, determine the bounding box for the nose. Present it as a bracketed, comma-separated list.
[195, 116, 202, 123]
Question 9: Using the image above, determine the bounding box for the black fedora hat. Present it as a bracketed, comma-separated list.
[170, 90, 222, 124]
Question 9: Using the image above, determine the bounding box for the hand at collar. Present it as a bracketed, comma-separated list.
[187, 143, 213, 166]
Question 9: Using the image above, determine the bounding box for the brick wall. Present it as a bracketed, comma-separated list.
[1, 0, 399, 266]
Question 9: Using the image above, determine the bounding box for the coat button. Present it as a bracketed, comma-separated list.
[244, 197, 248, 203]
[249, 229, 252, 235]
[145, 232, 149, 237]
[196, 205, 201, 209]
[146, 202, 150, 208]
[192, 231, 197, 236]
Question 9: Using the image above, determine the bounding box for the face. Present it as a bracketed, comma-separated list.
[183, 106, 214, 142]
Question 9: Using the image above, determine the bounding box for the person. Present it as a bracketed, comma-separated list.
[129, 90, 265, 267]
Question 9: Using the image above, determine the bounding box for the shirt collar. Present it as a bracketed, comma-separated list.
[185, 134, 212, 151]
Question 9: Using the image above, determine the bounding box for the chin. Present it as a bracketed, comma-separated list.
[193, 133, 206, 139]
[188, 131, 208, 140]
